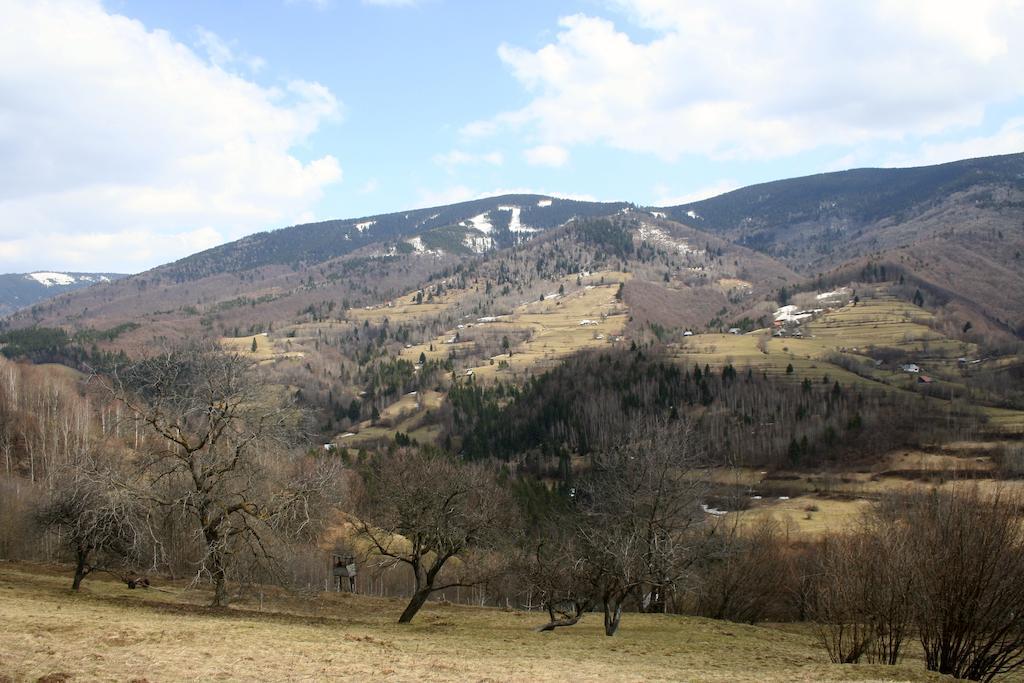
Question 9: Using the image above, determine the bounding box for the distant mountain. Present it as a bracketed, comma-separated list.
[159, 195, 631, 281]
[662, 153, 1024, 269]
[661, 153, 1024, 332]
[0, 272, 126, 316]
[7, 152, 1024, 340]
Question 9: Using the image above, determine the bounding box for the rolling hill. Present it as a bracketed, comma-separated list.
[3, 153, 1023, 448]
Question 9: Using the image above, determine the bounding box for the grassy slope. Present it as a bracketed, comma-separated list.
[711, 448, 1024, 540]
[0, 563, 944, 682]
[673, 295, 1024, 433]
[336, 271, 631, 447]
[336, 285, 1024, 448]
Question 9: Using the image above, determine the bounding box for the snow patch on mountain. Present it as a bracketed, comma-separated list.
[27, 272, 76, 287]
[537, 199, 552, 207]
[355, 220, 376, 233]
[773, 305, 821, 323]
[405, 236, 443, 256]
[464, 213, 493, 235]
[497, 205, 540, 234]
[816, 287, 851, 301]
[637, 225, 699, 255]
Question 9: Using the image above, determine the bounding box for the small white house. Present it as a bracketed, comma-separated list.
[901, 363, 921, 373]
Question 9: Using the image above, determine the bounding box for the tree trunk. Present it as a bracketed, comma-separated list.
[604, 597, 623, 636]
[211, 555, 228, 607]
[537, 601, 586, 632]
[71, 548, 88, 591]
[398, 588, 432, 623]
[206, 532, 230, 608]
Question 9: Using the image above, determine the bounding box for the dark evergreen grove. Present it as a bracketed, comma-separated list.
[446, 347, 977, 477]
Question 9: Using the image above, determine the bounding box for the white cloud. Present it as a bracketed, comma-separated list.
[653, 180, 739, 207]
[523, 144, 569, 167]
[460, 119, 499, 139]
[433, 149, 504, 171]
[0, 227, 225, 272]
[472, 1, 1024, 162]
[0, 0, 343, 273]
[195, 27, 266, 73]
[884, 117, 1024, 167]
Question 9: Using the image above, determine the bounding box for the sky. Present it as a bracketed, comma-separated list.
[1, 0, 1023, 274]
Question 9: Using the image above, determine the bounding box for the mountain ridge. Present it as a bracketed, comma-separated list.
[157, 194, 632, 281]
[5, 152, 1024, 339]
[0, 271, 126, 317]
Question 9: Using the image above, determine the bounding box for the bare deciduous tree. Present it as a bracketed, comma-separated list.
[99, 341, 340, 607]
[36, 450, 145, 590]
[526, 518, 596, 631]
[355, 447, 517, 623]
[530, 418, 707, 636]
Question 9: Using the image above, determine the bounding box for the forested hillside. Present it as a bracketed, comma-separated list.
[158, 195, 631, 281]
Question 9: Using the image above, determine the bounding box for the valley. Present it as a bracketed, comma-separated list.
[8, 0, 1024, 678]
[4, 153, 1024, 682]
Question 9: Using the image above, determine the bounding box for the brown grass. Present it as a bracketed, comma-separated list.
[0, 562, 946, 682]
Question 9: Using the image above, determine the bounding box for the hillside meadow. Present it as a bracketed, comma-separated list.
[0, 562, 947, 683]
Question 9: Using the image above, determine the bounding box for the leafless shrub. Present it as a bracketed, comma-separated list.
[899, 487, 1024, 680]
[693, 517, 791, 624]
[812, 486, 1024, 680]
[808, 533, 881, 664]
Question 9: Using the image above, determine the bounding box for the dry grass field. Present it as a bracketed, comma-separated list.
[220, 332, 305, 364]
[339, 390, 445, 448]
[0, 562, 948, 682]
[392, 271, 632, 382]
[672, 295, 1024, 434]
[673, 296, 966, 382]
[709, 444, 1024, 539]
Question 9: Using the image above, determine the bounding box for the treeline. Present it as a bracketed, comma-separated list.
[0, 325, 132, 369]
[446, 346, 980, 475]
